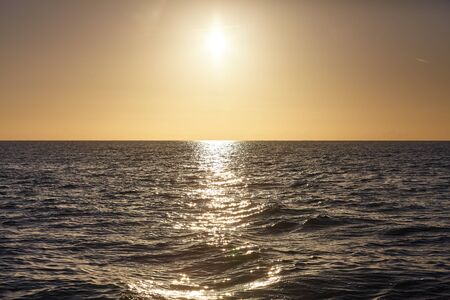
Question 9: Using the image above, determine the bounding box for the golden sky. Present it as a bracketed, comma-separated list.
[1, 0, 449, 140]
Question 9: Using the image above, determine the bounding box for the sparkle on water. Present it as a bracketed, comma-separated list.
[126, 141, 281, 299]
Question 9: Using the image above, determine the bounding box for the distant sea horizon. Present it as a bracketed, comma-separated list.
[1, 139, 449, 142]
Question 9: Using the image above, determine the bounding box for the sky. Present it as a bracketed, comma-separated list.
[0, 0, 449, 140]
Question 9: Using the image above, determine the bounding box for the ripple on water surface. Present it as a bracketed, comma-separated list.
[0, 141, 449, 299]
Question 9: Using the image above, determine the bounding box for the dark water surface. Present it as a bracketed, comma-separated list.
[0, 142, 449, 299]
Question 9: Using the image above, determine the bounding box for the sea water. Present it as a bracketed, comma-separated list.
[0, 141, 449, 299]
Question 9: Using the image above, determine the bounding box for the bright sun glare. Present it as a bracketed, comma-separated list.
[205, 26, 228, 61]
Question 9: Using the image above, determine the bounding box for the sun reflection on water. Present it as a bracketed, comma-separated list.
[186, 141, 254, 246]
[126, 141, 282, 299]
[127, 278, 226, 300]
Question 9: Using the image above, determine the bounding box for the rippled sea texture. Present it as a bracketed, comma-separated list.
[1, 142, 449, 299]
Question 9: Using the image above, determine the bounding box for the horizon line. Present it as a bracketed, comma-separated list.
[0, 139, 449, 142]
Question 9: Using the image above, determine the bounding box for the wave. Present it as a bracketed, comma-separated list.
[383, 225, 449, 237]
[301, 214, 349, 230]
[262, 220, 299, 234]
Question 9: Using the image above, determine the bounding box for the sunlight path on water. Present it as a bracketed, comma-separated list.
[126, 141, 282, 299]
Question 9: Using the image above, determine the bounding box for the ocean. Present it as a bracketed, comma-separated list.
[0, 141, 449, 299]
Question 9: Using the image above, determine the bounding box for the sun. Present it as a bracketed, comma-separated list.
[205, 26, 228, 61]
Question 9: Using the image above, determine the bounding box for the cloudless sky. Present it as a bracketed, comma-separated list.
[1, 0, 449, 140]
